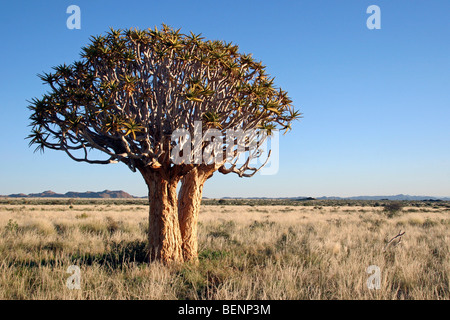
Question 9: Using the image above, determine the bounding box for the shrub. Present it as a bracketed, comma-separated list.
[5, 219, 19, 234]
[383, 202, 404, 218]
[106, 216, 120, 234]
[249, 220, 275, 230]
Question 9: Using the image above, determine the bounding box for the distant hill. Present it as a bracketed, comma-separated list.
[315, 194, 450, 201]
[219, 194, 450, 201]
[3, 191, 449, 201]
[5, 190, 135, 199]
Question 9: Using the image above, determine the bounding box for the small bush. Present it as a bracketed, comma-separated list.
[383, 202, 404, 218]
[249, 220, 275, 230]
[53, 222, 72, 235]
[106, 217, 120, 234]
[75, 213, 89, 219]
[5, 219, 19, 234]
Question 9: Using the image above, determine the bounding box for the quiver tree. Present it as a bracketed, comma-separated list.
[27, 24, 300, 264]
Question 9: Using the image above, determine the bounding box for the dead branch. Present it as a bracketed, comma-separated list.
[383, 230, 406, 251]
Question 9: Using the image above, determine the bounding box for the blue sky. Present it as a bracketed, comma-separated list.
[0, 0, 449, 198]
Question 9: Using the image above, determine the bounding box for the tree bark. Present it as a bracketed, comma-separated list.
[139, 168, 184, 264]
[178, 166, 215, 262]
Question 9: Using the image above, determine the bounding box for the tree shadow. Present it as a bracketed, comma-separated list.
[6, 240, 149, 269]
[70, 240, 149, 268]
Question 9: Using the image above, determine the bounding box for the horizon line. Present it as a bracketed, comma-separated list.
[2, 190, 450, 200]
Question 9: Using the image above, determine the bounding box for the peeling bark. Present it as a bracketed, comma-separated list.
[140, 168, 184, 264]
[178, 166, 215, 262]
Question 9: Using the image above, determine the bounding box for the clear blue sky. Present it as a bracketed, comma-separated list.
[0, 0, 449, 198]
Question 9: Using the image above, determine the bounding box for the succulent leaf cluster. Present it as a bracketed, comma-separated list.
[28, 24, 300, 174]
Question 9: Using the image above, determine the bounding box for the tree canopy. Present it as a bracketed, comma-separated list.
[28, 24, 300, 176]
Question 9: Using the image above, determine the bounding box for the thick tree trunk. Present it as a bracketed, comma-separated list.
[140, 168, 184, 264]
[178, 166, 215, 262]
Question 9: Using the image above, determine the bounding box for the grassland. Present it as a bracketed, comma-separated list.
[0, 198, 449, 299]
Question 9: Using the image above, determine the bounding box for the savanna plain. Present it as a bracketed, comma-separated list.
[0, 198, 449, 300]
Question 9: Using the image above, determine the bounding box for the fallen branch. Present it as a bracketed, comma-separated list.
[383, 230, 405, 252]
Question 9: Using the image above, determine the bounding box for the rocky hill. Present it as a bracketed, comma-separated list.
[5, 190, 135, 199]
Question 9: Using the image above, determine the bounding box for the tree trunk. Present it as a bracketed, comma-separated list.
[178, 166, 215, 262]
[140, 168, 184, 264]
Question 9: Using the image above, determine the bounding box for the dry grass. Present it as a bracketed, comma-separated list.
[0, 202, 449, 299]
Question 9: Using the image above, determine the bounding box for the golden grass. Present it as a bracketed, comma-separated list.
[0, 203, 449, 299]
